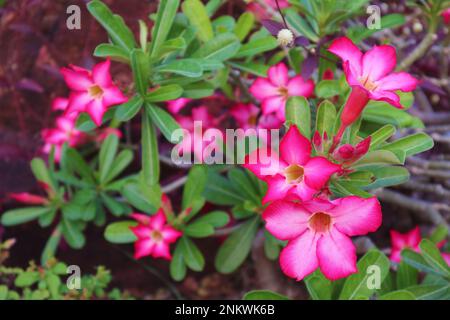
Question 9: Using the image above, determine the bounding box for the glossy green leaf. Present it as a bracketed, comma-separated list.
[182, 166, 207, 211]
[243, 290, 289, 300]
[99, 133, 119, 183]
[193, 33, 241, 61]
[104, 221, 138, 243]
[366, 166, 409, 189]
[130, 49, 150, 96]
[1, 207, 51, 226]
[170, 243, 187, 281]
[234, 36, 278, 58]
[316, 100, 336, 137]
[381, 133, 434, 158]
[146, 104, 181, 144]
[234, 12, 254, 41]
[146, 84, 183, 102]
[419, 239, 450, 278]
[114, 95, 143, 122]
[182, 0, 214, 42]
[155, 59, 203, 78]
[150, 0, 180, 58]
[368, 124, 396, 150]
[179, 236, 205, 271]
[285, 96, 311, 138]
[94, 43, 129, 61]
[141, 108, 160, 186]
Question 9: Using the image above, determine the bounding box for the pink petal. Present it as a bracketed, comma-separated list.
[280, 125, 311, 165]
[330, 196, 382, 237]
[92, 58, 112, 87]
[131, 213, 152, 225]
[317, 228, 357, 280]
[102, 86, 128, 107]
[130, 225, 151, 239]
[60, 67, 93, 91]
[390, 249, 402, 263]
[149, 210, 167, 230]
[291, 181, 318, 202]
[161, 226, 182, 243]
[52, 97, 69, 111]
[268, 63, 289, 87]
[249, 78, 279, 100]
[362, 45, 396, 81]
[134, 238, 155, 259]
[368, 89, 402, 108]
[258, 114, 283, 130]
[262, 175, 293, 204]
[279, 229, 320, 281]
[263, 200, 311, 240]
[167, 98, 192, 114]
[287, 77, 315, 98]
[375, 72, 419, 92]
[86, 98, 107, 126]
[303, 157, 340, 190]
[261, 96, 285, 115]
[152, 241, 172, 260]
[67, 92, 92, 114]
[328, 37, 362, 76]
[243, 148, 285, 178]
[442, 253, 450, 266]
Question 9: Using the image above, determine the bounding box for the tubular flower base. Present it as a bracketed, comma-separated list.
[263, 196, 382, 281]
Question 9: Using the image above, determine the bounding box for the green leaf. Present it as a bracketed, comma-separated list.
[227, 61, 269, 77]
[243, 290, 289, 300]
[130, 49, 150, 96]
[193, 33, 241, 61]
[155, 59, 203, 78]
[182, 0, 214, 42]
[184, 222, 214, 238]
[341, 171, 374, 187]
[61, 219, 85, 249]
[285, 96, 311, 138]
[104, 221, 137, 243]
[396, 261, 418, 289]
[285, 9, 319, 42]
[305, 270, 332, 300]
[141, 108, 160, 185]
[182, 81, 215, 99]
[101, 193, 129, 216]
[406, 284, 450, 300]
[234, 36, 278, 58]
[146, 104, 181, 144]
[87, 0, 135, 52]
[316, 100, 336, 137]
[64, 148, 95, 183]
[146, 84, 183, 102]
[1, 207, 51, 226]
[401, 249, 444, 276]
[349, 14, 405, 43]
[150, 0, 180, 58]
[234, 12, 255, 41]
[264, 231, 280, 261]
[114, 95, 143, 122]
[15, 272, 39, 287]
[46, 273, 61, 299]
[215, 216, 260, 274]
[94, 43, 129, 61]
[122, 181, 161, 214]
[316, 80, 341, 98]
[365, 166, 410, 189]
[41, 226, 62, 265]
[179, 236, 205, 271]
[429, 225, 448, 245]
[378, 290, 415, 300]
[339, 249, 390, 300]
[353, 150, 404, 169]
[419, 239, 450, 278]
[381, 133, 434, 158]
[182, 166, 207, 211]
[204, 171, 246, 205]
[104, 149, 134, 184]
[30, 158, 53, 189]
[227, 168, 261, 206]
[99, 133, 119, 183]
[369, 124, 396, 150]
[170, 243, 187, 281]
[193, 211, 229, 228]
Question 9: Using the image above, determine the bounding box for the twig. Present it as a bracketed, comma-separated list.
[399, 180, 450, 199]
[397, 30, 437, 70]
[161, 176, 188, 194]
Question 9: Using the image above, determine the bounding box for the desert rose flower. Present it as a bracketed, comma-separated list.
[249, 63, 314, 121]
[263, 196, 382, 280]
[52, 97, 69, 111]
[390, 227, 450, 265]
[130, 209, 182, 260]
[442, 8, 450, 24]
[328, 37, 419, 150]
[61, 58, 128, 126]
[167, 97, 192, 114]
[244, 125, 340, 203]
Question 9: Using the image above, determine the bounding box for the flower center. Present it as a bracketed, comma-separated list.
[88, 84, 104, 99]
[309, 212, 332, 233]
[359, 76, 378, 91]
[284, 164, 304, 183]
[277, 86, 289, 98]
[150, 230, 163, 242]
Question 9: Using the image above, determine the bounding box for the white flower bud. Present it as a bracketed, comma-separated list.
[277, 28, 294, 47]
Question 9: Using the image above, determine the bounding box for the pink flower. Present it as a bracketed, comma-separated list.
[61, 58, 128, 126]
[9, 192, 48, 205]
[244, 125, 341, 203]
[263, 196, 382, 280]
[249, 63, 314, 121]
[130, 210, 182, 260]
[167, 98, 192, 114]
[52, 97, 69, 111]
[442, 8, 450, 25]
[390, 227, 421, 263]
[328, 37, 419, 151]
[41, 115, 87, 161]
[230, 103, 260, 130]
[95, 128, 123, 143]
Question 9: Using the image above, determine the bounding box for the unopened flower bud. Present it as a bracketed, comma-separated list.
[277, 28, 294, 47]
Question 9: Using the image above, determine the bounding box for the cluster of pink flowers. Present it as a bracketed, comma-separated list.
[42, 58, 127, 161]
[130, 195, 182, 260]
[245, 125, 382, 280]
[390, 227, 450, 265]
